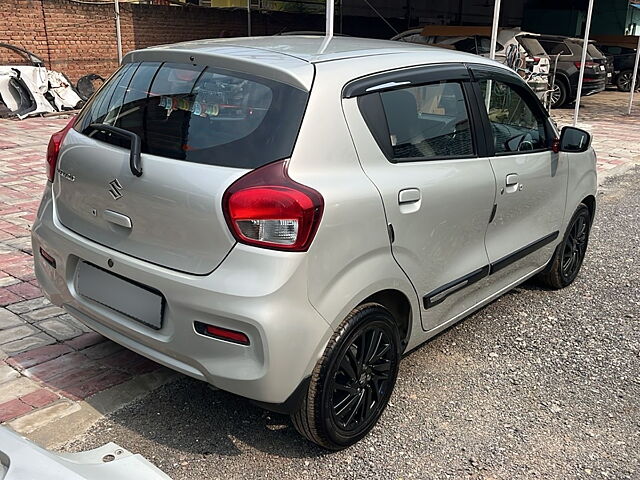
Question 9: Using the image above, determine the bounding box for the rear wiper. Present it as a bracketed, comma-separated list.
[89, 123, 143, 177]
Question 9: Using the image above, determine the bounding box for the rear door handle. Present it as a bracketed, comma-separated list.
[505, 174, 519, 187]
[398, 188, 421, 204]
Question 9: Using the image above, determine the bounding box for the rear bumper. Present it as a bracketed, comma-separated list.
[32, 186, 333, 405]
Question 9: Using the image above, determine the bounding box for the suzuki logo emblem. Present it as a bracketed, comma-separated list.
[108, 179, 123, 200]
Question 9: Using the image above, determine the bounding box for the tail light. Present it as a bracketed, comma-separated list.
[46, 116, 77, 182]
[574, 61, 598, 69]
[533, 56, 541, 64]
[222, 159, 324, 252]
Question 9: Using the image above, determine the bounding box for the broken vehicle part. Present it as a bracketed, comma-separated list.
[0, 426, 171, 480]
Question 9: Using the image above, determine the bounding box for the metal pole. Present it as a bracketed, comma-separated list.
[114, 0, 122, 64]
[326, 0, 334, 39]
[489, 0, 501, 60]
[573, 0, 595, 127]
[247, 0, 251, 36]
[627, 35, 640, 115]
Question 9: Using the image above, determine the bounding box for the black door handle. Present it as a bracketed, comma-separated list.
[89, 123, 142, 177]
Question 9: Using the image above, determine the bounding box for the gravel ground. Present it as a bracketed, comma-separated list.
[67, 168, 640, 480]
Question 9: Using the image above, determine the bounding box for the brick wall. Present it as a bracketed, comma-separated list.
[0, 0, 327, 82]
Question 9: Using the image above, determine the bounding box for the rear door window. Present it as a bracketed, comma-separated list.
[378, 82, 475, 161]
[74, 62, 309, 169]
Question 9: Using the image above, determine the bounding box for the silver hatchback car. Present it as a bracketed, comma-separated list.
[32, 36, 597, 449]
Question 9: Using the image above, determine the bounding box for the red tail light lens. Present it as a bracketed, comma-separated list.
[533, 56, 541, 64]
[46, 116, 77, 182]
[222, 160, 324, 251]
[574, 61, 598, 69]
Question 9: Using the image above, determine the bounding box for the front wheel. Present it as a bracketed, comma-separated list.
[550, 80, 568, 108]
[538, 204, 591, 289]
[291, 303, 401, 450]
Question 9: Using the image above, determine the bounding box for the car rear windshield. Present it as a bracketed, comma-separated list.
[518, 37, 547, 57]
[73, 62, 309, 169]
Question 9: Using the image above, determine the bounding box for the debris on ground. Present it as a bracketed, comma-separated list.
[0, 43, 83, 119]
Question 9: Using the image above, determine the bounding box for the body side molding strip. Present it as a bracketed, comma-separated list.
[489, 231, 559, 274]
[422, 231, 560, 309]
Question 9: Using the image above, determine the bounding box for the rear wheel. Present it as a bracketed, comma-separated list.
[291, 303, 401, 450]
[616, 70, 639, 92]
[538, 204, 591, 289]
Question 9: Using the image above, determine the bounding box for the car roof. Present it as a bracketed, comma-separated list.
[125, 35, 502, 91]
[142, 35, 455, 63]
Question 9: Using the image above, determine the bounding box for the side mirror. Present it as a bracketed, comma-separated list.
[553, 126, 592, 153]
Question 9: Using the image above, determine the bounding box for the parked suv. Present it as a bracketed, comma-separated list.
[596, 43, 639, 91]
[392, 27, 551, 98]
[536, 35, 607, 107]
[32, 36, 597, 450]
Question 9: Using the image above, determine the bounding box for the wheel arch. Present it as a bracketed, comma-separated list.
[581, 194, 596, 225]
[360, 289, 412, 352]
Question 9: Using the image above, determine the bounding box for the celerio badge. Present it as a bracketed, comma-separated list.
[108, 179, 123, 200]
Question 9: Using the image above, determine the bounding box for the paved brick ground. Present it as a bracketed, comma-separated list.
[0, 91, 638, 433]
[0, 116, 161, 427]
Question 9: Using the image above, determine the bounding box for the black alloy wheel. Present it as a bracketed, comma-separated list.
[292, 303, 401, 450]
[616, 70, 640, 92]
[328, 323, 396, 433]
[538, 204, 591, 289]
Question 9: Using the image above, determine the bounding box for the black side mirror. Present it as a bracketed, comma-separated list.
[555, 126, 592, 153]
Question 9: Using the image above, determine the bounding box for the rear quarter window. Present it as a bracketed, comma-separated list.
[74, 62, 309, 169]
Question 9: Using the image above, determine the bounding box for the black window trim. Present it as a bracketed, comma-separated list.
[351, 64, 490, 164]
[467, 64, 557, 158]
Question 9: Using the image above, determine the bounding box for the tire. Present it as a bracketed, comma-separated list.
[550, 80, 568, 108]
[291, 303, 401, 450]
[538, 204, 591, 289]
[616, 70, 639, 92]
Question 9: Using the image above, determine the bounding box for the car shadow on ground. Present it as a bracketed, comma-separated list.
[92, 374, 332, 459]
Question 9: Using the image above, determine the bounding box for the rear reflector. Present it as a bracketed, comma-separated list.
[194, 321, 250, 345]
[39, 247, 56, 268]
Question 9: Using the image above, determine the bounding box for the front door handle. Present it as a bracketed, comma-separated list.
[505, 173, 519, 187]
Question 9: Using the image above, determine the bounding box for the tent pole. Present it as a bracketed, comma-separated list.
[247, 0, 251, 36]
[573, 0, 595, 127]
[114, 0, 123, 64]
[627, 35, 640, 115]
[489, 0, 501, 60]
[326, 0, 334, 39]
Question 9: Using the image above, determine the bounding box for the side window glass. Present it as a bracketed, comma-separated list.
[479, 79, 548, 154]
[379, 82, 474, 161]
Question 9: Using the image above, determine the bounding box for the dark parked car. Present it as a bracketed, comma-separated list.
[596, 43, 639, 91]
[535, 35, 607, 107]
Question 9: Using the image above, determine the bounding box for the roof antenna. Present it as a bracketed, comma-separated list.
[319, 0, 335, 54]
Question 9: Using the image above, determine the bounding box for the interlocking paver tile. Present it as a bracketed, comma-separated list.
[36, 317, 84, 341]
[7, 297, 51, 314]
[0, 364, 19, 383]
[0, 324, 38, 345]
[0, 333, 56, 355]
[0, 398, 32, 422]
[20, 306, 66, 323]
[0, 309, 24, 329]
[6, 343, 73, 370]
[19, 388, 59, 408]
[0, 377, 39, 402]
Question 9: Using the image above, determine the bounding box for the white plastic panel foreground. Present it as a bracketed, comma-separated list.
[0, 426, 171, 480]
[75, 262, 164, 330]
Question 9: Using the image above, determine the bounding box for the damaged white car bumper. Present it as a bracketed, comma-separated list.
[0, 427, 170, 480]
